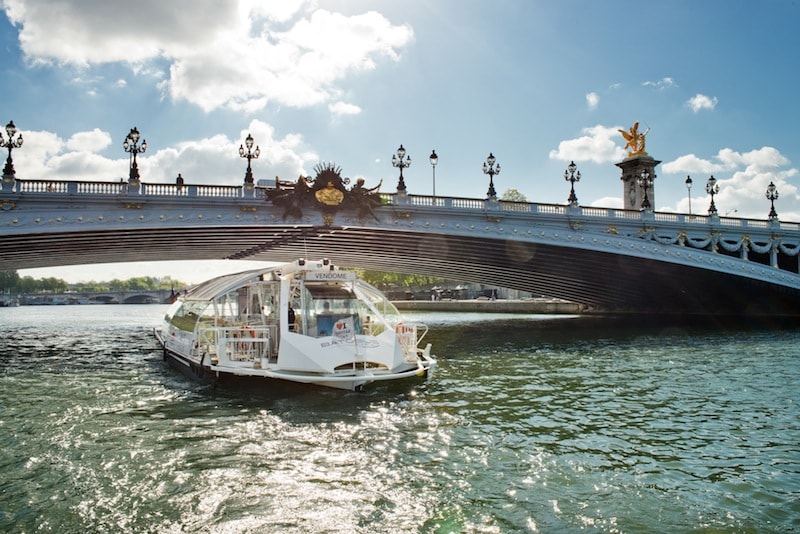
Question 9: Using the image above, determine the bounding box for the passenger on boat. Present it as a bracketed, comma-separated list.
[318, 301, 333, 336]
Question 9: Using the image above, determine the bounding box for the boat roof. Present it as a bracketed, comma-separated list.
[180, 259, 352, 302]
[183, 266, 278, 302]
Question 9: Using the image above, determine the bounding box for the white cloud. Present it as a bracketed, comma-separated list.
[5, 0, 413, 114]
[686, 93, 718, 112]
[133, 120, 316, 185]
[662, 153, 724, 175]
[585, 92, 599, 110]
[549, 125, 627, 164]
[13, 120, 316, 186]
[328, 101, 362, 116]
[590, 196, 622, 209]
[5, 0, 234, 65]
[247, 0, 312, 24]
[663, 146, 789, 175]
[663, 146, 798, 219]
[66, 128, 112, 152]
[642, 77, 677, 89]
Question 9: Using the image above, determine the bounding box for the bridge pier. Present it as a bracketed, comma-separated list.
[2, 171, 14, 193]
[617, 155, 660, 211]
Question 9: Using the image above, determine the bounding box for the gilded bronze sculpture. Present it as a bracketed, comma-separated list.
[618, 121, 649, 157]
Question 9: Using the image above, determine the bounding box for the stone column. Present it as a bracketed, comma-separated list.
[616, 155, 661, 211]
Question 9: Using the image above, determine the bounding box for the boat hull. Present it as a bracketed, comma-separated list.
[156, 328, 434, 392]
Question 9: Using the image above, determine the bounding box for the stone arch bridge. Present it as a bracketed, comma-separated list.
[1, 177, 799, 318]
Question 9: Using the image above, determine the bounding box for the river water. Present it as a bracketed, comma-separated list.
[0, 305, 798, 533]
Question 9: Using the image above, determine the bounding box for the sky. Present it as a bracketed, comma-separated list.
[3, 0, 799, 284]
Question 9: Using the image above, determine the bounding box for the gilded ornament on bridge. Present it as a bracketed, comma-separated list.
[315, 181, 345, 206]
[618, 121, 649, 157]
[265, 162, 383, 225]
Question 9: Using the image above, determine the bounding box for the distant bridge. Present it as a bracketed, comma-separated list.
[2, 176, 799, 318]
[18, 289, 173, 305]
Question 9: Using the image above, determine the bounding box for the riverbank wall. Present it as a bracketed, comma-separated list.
[393, 299, 585, 314]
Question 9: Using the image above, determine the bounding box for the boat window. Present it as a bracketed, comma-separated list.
[214, 285, 274, 325]
[296, 282, 372, 337]
[354, 280, 402, 328]
[166, 301, 208, 332]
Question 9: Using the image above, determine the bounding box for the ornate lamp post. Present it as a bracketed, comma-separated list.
[1, 120, 24, 177]
[123, 127, 147, 183]
[482, 152, 500, 199]
[766, 181, 779, 219]
[705, 175, 719, 215]
[685, 175, 693, 214]
[564, 160, 580, 206]
[239, 133, 260, 185]
[392, 144, 411, 193]
[638, 169, 654, 210]
[429, 150, 438, 197]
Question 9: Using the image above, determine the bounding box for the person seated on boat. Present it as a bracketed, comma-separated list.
[362, 315, 371, 334]
[349, 310, 363, 335]
[317, 301, 334, 336]
[288, 305, 296, 332]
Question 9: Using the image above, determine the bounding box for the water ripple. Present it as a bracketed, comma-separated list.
[1, 307, 798, 532]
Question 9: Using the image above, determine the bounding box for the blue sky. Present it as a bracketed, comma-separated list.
[4, 0, 799, 283]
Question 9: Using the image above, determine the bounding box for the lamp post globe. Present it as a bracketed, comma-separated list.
[0, 120, 24, 177]
[564, 160, 580, 206]
[705, 175, 719, 215]
[482, 152, 500, 199]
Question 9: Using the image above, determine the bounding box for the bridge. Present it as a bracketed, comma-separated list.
[17, 289, 173, 305]
[1, 165, 799, 318]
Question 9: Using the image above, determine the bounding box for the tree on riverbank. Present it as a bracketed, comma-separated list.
[0, 271, 67, 294]
[0, 270, 186, 294]
[351, 269, 446, 290]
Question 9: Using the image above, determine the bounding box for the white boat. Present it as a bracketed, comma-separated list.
[154, 259, 436, 391]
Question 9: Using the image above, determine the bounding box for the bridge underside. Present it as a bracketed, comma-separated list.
[3, 225, 797, 318]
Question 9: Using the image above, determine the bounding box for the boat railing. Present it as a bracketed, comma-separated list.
[200, 325, 277, 365]
[395, 322, 428, 362]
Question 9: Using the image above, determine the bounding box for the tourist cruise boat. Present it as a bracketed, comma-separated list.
[154, 259, 435, 391]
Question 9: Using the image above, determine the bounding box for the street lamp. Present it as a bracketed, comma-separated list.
[1, 120, 24, 177]
[766, 181, 779, 219]
[392, 144, 411, 193]
[638, 169, 653, 210]
[705, 175, 719, 215]
[239, 133, 260, 184]
[685, 175, 693, 214]
[123, 127, 147, 182]
[429, 150, 438, 198]
[482, 152, 500, 199]
[564, 160, 580, 206]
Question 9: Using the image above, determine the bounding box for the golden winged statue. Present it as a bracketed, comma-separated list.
[618, 121, 649, 157]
